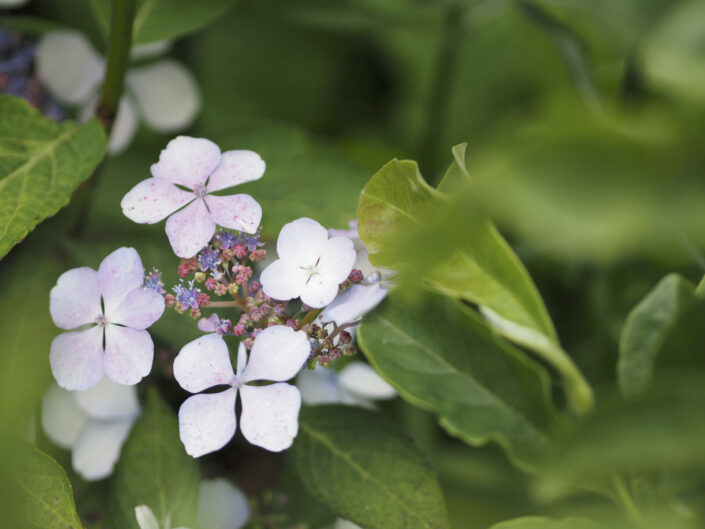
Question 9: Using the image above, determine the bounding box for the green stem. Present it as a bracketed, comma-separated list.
[300, 308, 322, 326]
[421, 3, 464, 185]
[96, 0, 137, 131]
[611, 475, 644, 523]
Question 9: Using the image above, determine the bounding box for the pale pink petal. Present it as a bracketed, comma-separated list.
[318, 236, 356, 284]
[197, 313, 220, 333]
[41, 384, 88, 449]
[50, 327, 104, 391]
[110, 287, 165, 329]
[121, 177, 195, 224]
[50, 267, 101, 329]
[72, 417, 135, 480]
[276, 217, 329, 267]
[165, 199, 216, 258]
[300, 275, 340, 309]
[320, 284, 388, 326]
[260, 259, 308, 301]
[242, 326, 309, 383]
[197, 479, 250, 529]
[98, 247, 145, 317]
[206, 150, 265, 192]
[296, 367, 341, 406]
[338, 363, 396, 400]
[74, 376, 140, 420]
[173, 334, 235, 393]
[239, 383, 301, 452]
[103, 326, 153, 385]
[150, 136, 221, 189]
[178, 389, 237, 457]
[204, 194, 262, 235]
[236, 342, 247, 377]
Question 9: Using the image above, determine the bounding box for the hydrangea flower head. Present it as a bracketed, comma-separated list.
[49, 247, 165, 390]
[121, 136, 265, 258]
[260, 217, 356, 308]
[173, 325, 310, 456]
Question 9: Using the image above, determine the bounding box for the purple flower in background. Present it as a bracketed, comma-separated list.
[173, 280, 201, 311]
[143, 268, 165, 295]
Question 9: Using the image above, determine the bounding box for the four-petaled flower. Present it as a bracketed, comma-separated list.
[260, 217, 356, 308]
[121, 136, 265, 258]
[50, 247, 165, 390]
[173, 325, 310, 457]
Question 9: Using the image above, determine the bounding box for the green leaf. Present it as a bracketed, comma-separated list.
[357, 149, 593, 413]
[0, 96, 106, 259]
[357, 292, 558, 469]
[618, 273, 705, 399]
[112, 388, 200, 529]
[88, 0, 236, 45]
[489, 517, 603, 529]
[12, 442, 84, 529]
[292, 405, 449, 529]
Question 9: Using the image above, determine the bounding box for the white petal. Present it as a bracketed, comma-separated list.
[72, 417, 135, 480]
[236, 342, 247, 377]
[165, 199, 216, 258]
[197, 479, 250, 529]
[128, 60, 200, 132]
[103, 326, 153, 385]
[260, 259, 308, 302]
[0, 0, 31, 6]
[300, 275, 340, 309]
[276, 217, 329, 268]
[338, 363, 396, 400]
[197, 313, 220, 333]
[335, 519, 364, 529]
[174, 334, 235, 393]
[130, 39, 172, 60]
[239, 383, 301, 452]
[204, 194, 262, 235]
[121, 177, 195, 224]
[50, 267, 101, 329]
[206, 150, 265, 192]
[296, 367, 341, 405]
[110, 287, 165, 329]
[135, 505, 161, 529]
[151, 136, 221, 189]
[242, 326, 310, 383]
[318, 236, 356, 285]
[80, 96, 139, 155]
[74, 376, 140, 420]
[50, 327, 104, 391]
[41, 384, 88, 448]
[98, 247, 145, 317]
[35, 30, 104, 104]
[320, 284, 388, 327]
[178, 389, 237, 457]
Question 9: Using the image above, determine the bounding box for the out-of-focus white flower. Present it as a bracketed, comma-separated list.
[41, 377, 140, 480]
[35, 30, 200, 154]
[135, 478, 249, 529]
[297, 362, 396, 409]
[0, 0, 30, 7]
[260, 217, 356, 308]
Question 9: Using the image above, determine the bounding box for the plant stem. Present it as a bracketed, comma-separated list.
[421, 3, 464, 186]
[300, 308, 322, 326]
[96, 0, 137, 131]
[611, 475, 644, 523]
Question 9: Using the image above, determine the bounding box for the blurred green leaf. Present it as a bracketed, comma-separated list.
[618, 273, 705, 399]
[292, 405, 449, 529]
[112, 388, 200, 529]
[357, 151, 593, 413]
[357, 292, 559, 469]
[13, 442, 84, 529]
[0, 96, 106, 259]
[88, 0, 236, 45]
[489, 517, 603, 529]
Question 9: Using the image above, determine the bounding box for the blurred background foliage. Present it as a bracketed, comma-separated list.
[4, 0, 705, 528]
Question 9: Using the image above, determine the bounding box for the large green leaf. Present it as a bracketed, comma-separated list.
[357, 292, 558, 469]
[489, 517, 603, 529]
[357, 148, 593, 413]
[618, 273, 705, 399]
[88, 0, 236, 45]
[12, 443, 84, 529]
[292, 405, 449, 529]
[112, 388, 200, 529]
[0, 96, 106, 259]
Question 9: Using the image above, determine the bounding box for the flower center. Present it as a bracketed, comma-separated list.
[94, 314, 108, 327]
[193, 183, 208, 198]
[231, 375, 242, 389]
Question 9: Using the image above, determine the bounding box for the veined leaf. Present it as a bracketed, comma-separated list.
[293, 405, 449, 529]
[0, 96, 106, 259]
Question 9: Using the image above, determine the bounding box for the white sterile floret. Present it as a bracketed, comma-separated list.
[41, 377, 140, 480]
[135, 478, 249, 529]
[173, 325, 310, 457]
[260, 217, 356, 308]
